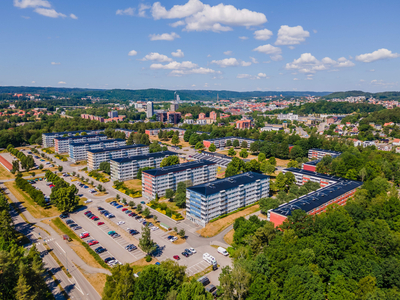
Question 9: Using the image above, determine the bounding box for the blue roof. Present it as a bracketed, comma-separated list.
[143, 160, 216, 176]
[110, 151, 177, 163]
[54, 134, 106, 141]
[86, 144, 147, 154]
[187, 172, 269, 196]
[271, 179, 363, 217]
[70, 138, 125, 147]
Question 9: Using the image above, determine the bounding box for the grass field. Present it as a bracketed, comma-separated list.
[197, 204, 260, 238]
[124, 179, 142, 190]
[129, 257, 160, 273]
[77, 266, 107, 295]
[149, 136, 191, 148]
[4, 181, 59, 219]
[0, 164, 14, 180]
[224, 229, 234, 245]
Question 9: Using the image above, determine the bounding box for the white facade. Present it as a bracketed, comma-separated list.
[69, 139, 126, 163]
[146, 102, 153, 118]
[42, 130, 104, 148]
[54, 135, 107, 154]
[277, 113, 298, 121]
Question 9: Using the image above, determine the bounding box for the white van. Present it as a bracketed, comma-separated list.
[203, 253, 217, 265]
[217, 247, 229, 256]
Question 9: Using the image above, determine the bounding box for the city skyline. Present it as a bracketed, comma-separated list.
[1, 0, 399, 92]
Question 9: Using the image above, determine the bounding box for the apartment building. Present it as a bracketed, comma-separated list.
[115, 128, 134, 138]
[268, 179, 362, 227]
[69, 139, 126, 163]
[308, 148, 341, 160]
[301, 159, 321, 172]
[42, 130, 104, 148]
[186, 172, 270, 227]
[282, 168, 342, 187]
[236, 119, 251, 129]
[203, 137, 256, 149]
[87, 144, 149, 170]
[142, 160, 217, 199]
[260, 125, 284, 132]
[54, 134, 107, 154]
[110, 151, 177, 181]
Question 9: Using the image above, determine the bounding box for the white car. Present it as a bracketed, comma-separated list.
[151, 226, 159, 231]
[169, 236, 178, 242]
[117, 221, 125, 225]
[189, 247, 196, 254]
[84, 199, 92, 204]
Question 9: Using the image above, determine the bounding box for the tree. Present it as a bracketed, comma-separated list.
[116, 194, 120, 201]
[219, 265, 251, 300]
[233, 139, 240, 148]
[38, 164, 44, 170]
[225, 165, 238, 178]
[99, 161, 110, 174]
[195, 141, 204, 150]
[139, 226, 156, 255]
[140, 134, 151, 145]
[129, 201, 135, 208]
[259, 197, 281, 214]
[226, 140, 232, 147]
[189, 133, 200, 146]
[153, 215, 158, 223]
[171, 134, 180, 146]
[268, 157, 277, 166]
[165, 189, 175, 200]
[245, 160, 260, 172]
[275, 172, 287, 190]
[287, 160, 300, 168]
[258, 153, 266, 162]
[12, 160, 19, 173]
[160, 155, 179, 167]
[209, 143, 217, 152]
[228, 147, 236, 157]
[137, 204, 143, 212]
[239, 149, 249, 158]
[241, 141, 248, 149]
[15, 268, 32, 300]
[51, 186, 79, 212]
[142, 207, 150, 218]
[174, 192, 186, 208]
[178, 229, 186, 239]
[122, 198, 127, 204]
[261, 161, 275, 175]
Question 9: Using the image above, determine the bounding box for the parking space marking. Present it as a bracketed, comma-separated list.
[186, 260, 210, 276]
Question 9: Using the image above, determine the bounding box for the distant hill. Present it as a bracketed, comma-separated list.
[324, 90, 400, 101]
[0, 86, 330, 101]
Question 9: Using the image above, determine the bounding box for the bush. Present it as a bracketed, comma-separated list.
[145, 255, 152, 262]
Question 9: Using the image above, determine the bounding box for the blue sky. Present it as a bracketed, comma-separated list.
[1, 0, 400, 92]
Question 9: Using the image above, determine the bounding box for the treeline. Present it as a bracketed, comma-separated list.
[7, 145, 35, 172]
[223, 175, 400, 299]
[359, 107, 400, 125]
[15, 176, 46, 207]
[276, 101, 384, 115]
[324, 90, 400, 101]
[46, 170, 79, 212]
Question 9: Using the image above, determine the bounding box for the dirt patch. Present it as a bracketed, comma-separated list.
[124, 179, 142, 190]
[94, 192, 108, 197]
[4, 181, 59, 219]
[71, 161, 87, 167]
[149, 136, 191, 148]
[275, 158, 290, 167]
[258, 213, 268, 220]
[76, 266, 107, 296]
[197, 204, 260, 238]
[223, 229, 234, 245]
[105, 197, 115, 203]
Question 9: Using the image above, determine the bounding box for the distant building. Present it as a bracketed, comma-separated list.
[260, 125, 284, 132]
[146, 102, 154, 118]
[308, 148, 341, 160]
[187, 172, 270, 227]
[69, 139, 126, 163]
[108, 111, 118, 118]
[54, 134, 107, 154]
[42, 130, 104, 148]
[170, 102, 179, 112]
[236, 119, 251, 129]
[203, 137, 256, 149]
[156, 111, 181, 124]
[277, 113, 298, 121]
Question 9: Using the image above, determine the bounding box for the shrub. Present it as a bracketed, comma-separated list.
[145, 255, 152, 262]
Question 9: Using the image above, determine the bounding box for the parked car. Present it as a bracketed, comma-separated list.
[59, 213, 69, 219]
[181, 251, 189, 258]
[80, 232, 89, 239]
[84, 211, 91, 215]
[107, 214, 115, 218]
[97, 222, 104, 226]
[205, 285, 217, 296]
[197, 276, 210, 286]
[122, 208, 128, 212]
[108, 231, 116, 235]
[217, 247, 229, 256]
[125, 210, 132, 214]
[95, 247, 107, 254]
[104, 257, 115, 263]
[74, 226, 82, 230]
[188, 248, 196, 254]
[65, 219, 74, 225]
[173, 255, 180, 260]
[116, 205, 123, 209]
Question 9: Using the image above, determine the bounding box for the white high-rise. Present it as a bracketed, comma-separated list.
[146, 101, 153, 118]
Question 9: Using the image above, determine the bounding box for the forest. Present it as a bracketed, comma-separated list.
[324, 90, 400, 101]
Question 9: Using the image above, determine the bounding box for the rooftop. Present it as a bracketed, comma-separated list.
[86, 144, 147, 154]
[187, 172, 269, 196]
[110, 151, 177, 164]
[143, 159, 216, 176]
[70, 138, 125, 147]
[54, 134, 106, 141]
[303, 159, 322, 166]
[43, 130, 103, 136]
[309, 148, 342, 155]
[203, 136, 256, 142]
[271, 180, 363, 217]
[284, 168, 344, 182]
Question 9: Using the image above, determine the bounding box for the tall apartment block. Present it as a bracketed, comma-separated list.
[87, 144, 149, 170]
[110, 151, 177, 181]
[282, 168, 342, 187]
[308, 148, 341, 160]
[42, 130, 104, 148]
[146, 102, 153, 118]
[69, 139, 126, 163]
[142, 160, 217, 199]
[108, 111, 118, 118]
[202, 137, 256, 149]
[186, 172, 270, 227]
[54, 134, 107, 154]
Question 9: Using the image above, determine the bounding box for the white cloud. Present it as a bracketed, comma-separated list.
[14, 0, 50, 9]
[239, 36, 248, 40]
[138, 4, 151, 17]
[31, 81, 35, 83]
[150, 61, 198, 70]
[170, 67, 219, 76]
[254, 28, 273, 40]
[51, 62, 60, 65]
[128, 50, 138, 56]
[370, 79, 398, 87]
[286, 53, 355, 73]
[211, 58, 251, 68]
[223, 50, 233, 56]
[34, 8, 66, 18]
[149, 32, 180, 41]
[313, 29, 317, 34]
[152, 0, 267, 32]
[355, 48, 400, 63]
[250, 57, 258, 64]
[171, 49, 184, 58]
[70, 13, 77, 19]
[207, 54, 211, 57]
[58, 81, 66, 84]
[275, 25, 309, 45]
[293, 78, 299, 81]
[142, 52, 172, 62]
[237, 73, 268, 79]
[253, 44, 282, 61]
[170, 20, 185, 27]
[116, 7, 135, 16]
[241, 61, 251, 67]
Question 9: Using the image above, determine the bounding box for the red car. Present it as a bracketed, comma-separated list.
[173, 255, 180, 260]
[97, 222, 104, 226]
[122, 208, 128, 212]
[91, 215, 97, 220]
[84, 211, 91, 215]
[88, 240, 99, 246]
[80, 232, 89, 239]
